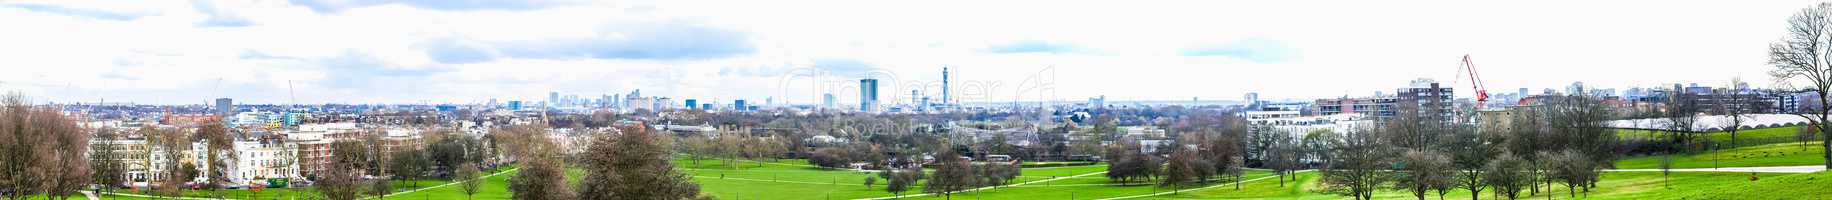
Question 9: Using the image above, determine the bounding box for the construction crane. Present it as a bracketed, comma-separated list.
[1455, 54, 1490, 108]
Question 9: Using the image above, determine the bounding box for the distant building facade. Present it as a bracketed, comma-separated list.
[860, 79, 879, 112]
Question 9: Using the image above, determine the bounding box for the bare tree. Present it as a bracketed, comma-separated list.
[44, 109, 89, 200]
[1716, 78, 1765, 152]
[1484, 153, 1532, 200]
[153, 126, 193, 198]
[1659, 155, 1674, 189]
[503, 124, 570, 200]
[364, 131, 392, 199]
[575, 126, 702, 200]
[925, 150, 975, 200]
[320, 139, 369, 200]
[1318, 126, 1389, 200]
[863, 176, 875, 189]
[1768, 2, 1832, 169]
[1801, 124, 1821, 149]
[89, 128, 126, 196]
[457, 163, 482, 200]
[1159, 147, 1198, 194]
[882, 167, 922, 199]
[1543, 150, 1597, 198]
[0, 94, 47, 200]
[1452, 122, 1500, 200]
[197, 123, 236, 198]
[1394, 150, 1453, 200]
[0, 94, 92, 200]
[1263, 131, 1302, 187]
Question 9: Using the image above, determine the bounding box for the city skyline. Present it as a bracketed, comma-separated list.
[0, 0, 1817, 105]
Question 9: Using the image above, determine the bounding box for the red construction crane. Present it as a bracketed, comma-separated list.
[1455, 54, 1489, 108]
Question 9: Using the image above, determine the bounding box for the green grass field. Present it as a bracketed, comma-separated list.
[1144, 170, 1832, 200]
[673, 158, 1289, 200]
[1616, 126, 1807, 142]
[67, 154, 1830, 200]
[92, 166, 517, 200]
[1616, 141, 1825, 169]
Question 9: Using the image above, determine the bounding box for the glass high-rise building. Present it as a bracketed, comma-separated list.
[860, 79, 878, 112]
[215, 98, 233, 115]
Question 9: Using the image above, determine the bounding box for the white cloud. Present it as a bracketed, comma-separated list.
[0, 0, 1818, 105]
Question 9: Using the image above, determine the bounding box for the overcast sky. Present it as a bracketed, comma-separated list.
[0, 0, 1820, 105]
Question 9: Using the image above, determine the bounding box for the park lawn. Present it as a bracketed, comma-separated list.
[1154, 171, 1337, 199]
[899, 170, 1275, 200]
[1703, 125, 1805, 141]
[1615, 141, 1825, 169]
[93, 165, 517, 200]
[1616, 126, 1810, 142]
[1150, 170, 1813, 200]
[672, 158, 924, 199]
[1695, 171, 1832, 199]
[671, 157, 1299, 200]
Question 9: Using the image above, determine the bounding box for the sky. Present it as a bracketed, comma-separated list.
[0, 0, 1821, 105]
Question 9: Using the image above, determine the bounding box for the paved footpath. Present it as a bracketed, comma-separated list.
[96, 167, 518, 200]
[1607, 165, 1826, 173]
[1095, 170, 1311, 200]
[852, 171, 1109, 200]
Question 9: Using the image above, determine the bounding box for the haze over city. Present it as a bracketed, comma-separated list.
[0, 0, 1816, 105]
[8, 1, 1832, 200]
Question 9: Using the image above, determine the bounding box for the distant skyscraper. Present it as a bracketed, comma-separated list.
[911, 90, 919, 106]
[508, 101, 523, 110]
[860, 79, 879, 112]
[823, 93, 836, 108]
[548, 92, 559, 107]
[1243, 92, 1259, 105]
[215, 98, 233, 115]
[734, 100, 747, 111]
[685, 99, 698, 109]
[942, 67, 950, 105]
[1567, 82, 1585, 95]
[1089, 95, 1106, 108]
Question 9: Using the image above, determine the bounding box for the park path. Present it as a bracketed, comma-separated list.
[366, 167, 518, 199]
[1093, 169, 1310, 200]
[1607, 165, 1826, 173]
[851, 171, 1109, 200]
[78, 191, 98, 200]
[94, 167, 518, 200]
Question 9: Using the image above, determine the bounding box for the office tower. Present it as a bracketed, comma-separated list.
[549, 92, 559, 107]
[860, 79, 879, 112]
[911, 90, 919, 106]
[685, 99, 698, 109]
[942, 67, 950, 105]
[735, 100, 747, 111]
[215, 98, 233, 115]
[823, 93, 836, 108]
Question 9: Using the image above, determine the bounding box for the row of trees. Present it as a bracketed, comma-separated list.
[1106, 112, 1256, 194]
[1092, 94, 1615, 200]
[2, 93, 234, 200]
[1314, 94, 1618, 200]
[870, 149, 1020, 200]
[677, 130, 790, 169]
[500, 124, 710, 200]
[0, 94, 90, 200]
[311, 127, 493, 200]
